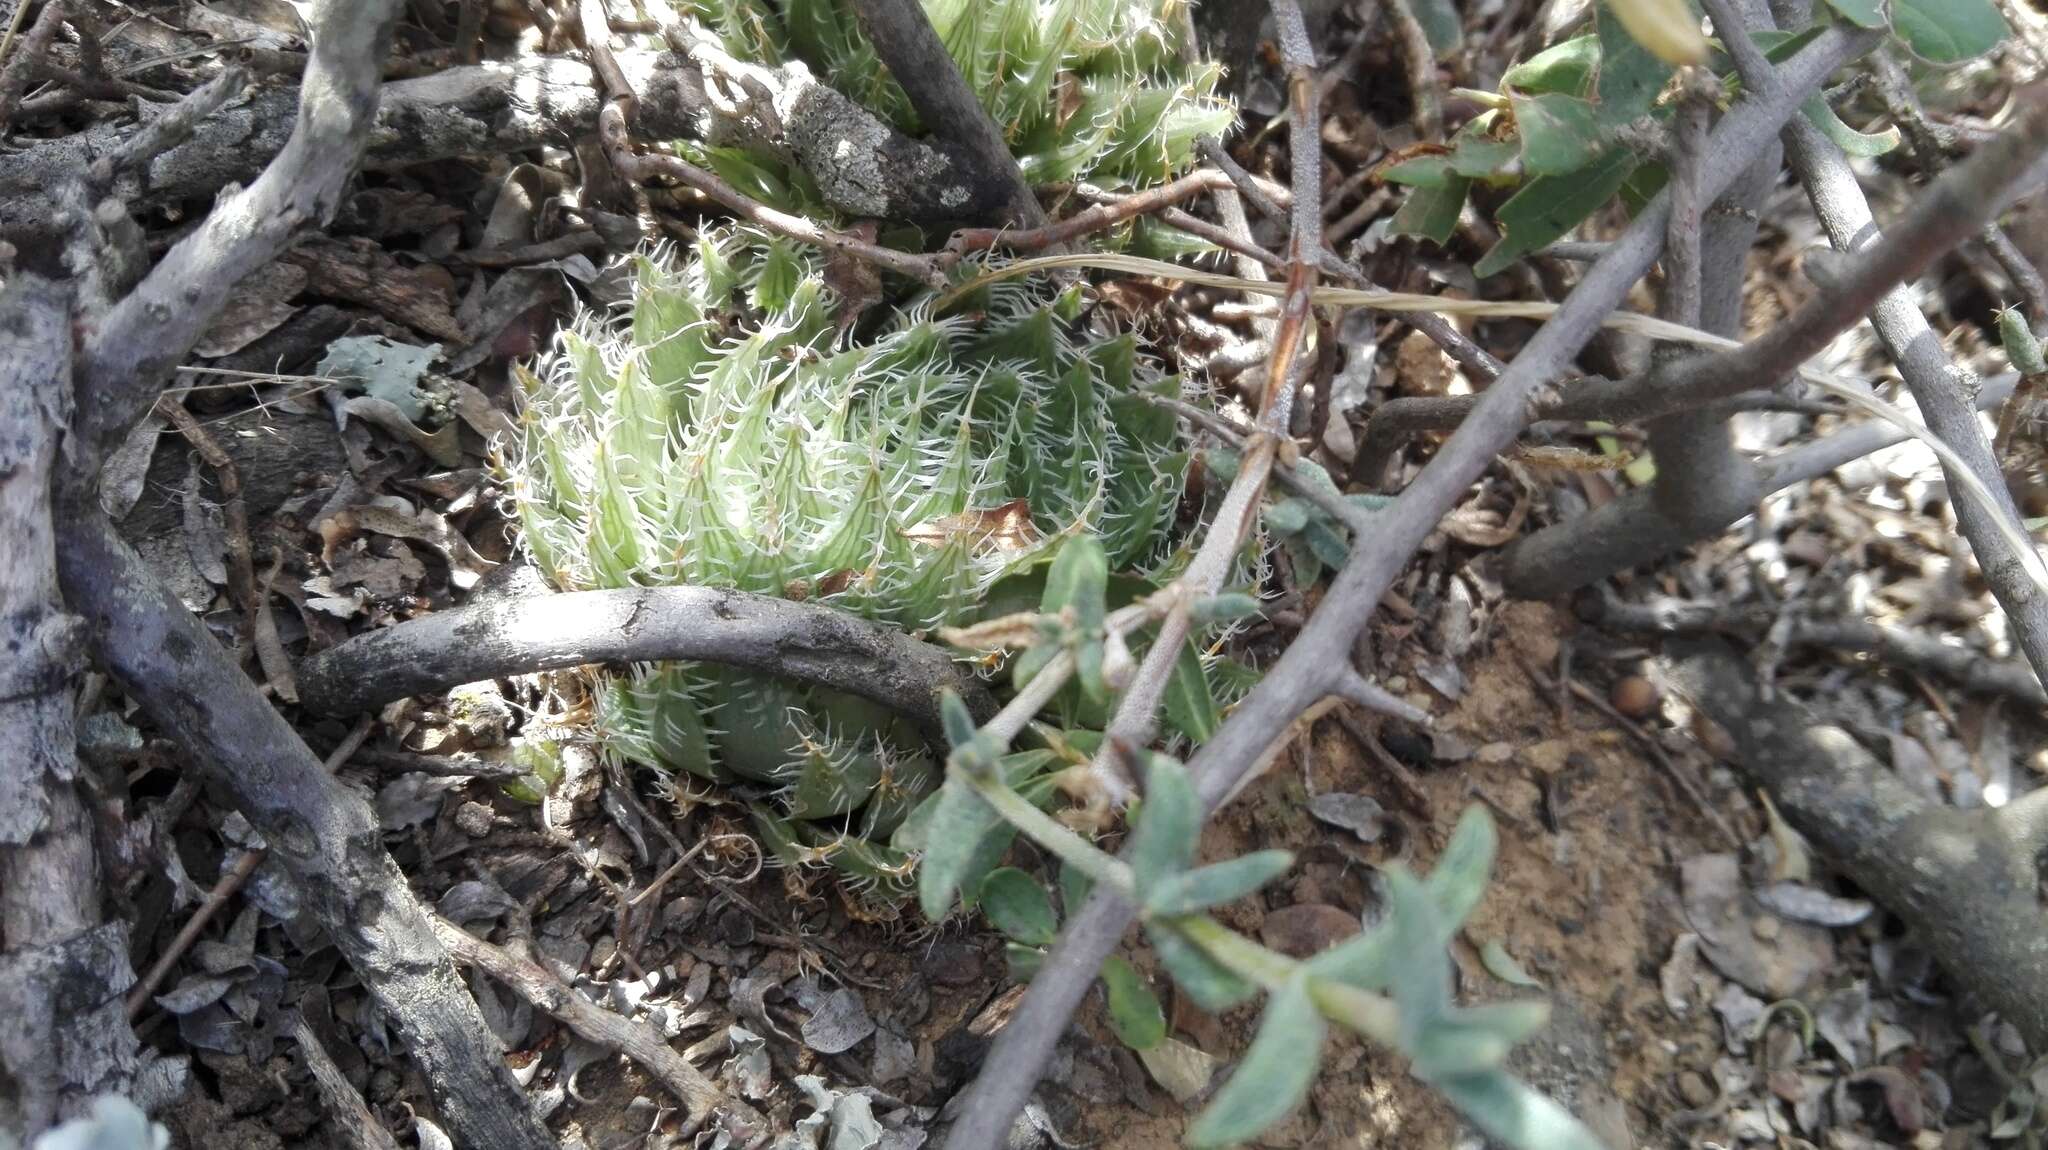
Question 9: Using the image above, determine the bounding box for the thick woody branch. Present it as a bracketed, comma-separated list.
[297, 584, 994, 735]
[846, 0, 1046, 228]
[1671, 640, 2048, 1049]
[53, 511, 557, 1150]
[70, 0, 405, 472]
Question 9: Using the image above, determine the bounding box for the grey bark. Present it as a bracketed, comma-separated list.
[1672, 640, 2048, 1050]
[53, 508, 557, 1150]
[296, 584, 996, 736]
[0, 274, 157, 1140]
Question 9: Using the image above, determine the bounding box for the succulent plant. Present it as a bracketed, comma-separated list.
[506, 229, 1190, 899]
[680, 0, 1234, 224]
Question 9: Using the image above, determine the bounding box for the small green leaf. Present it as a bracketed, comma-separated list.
[1475, 148, 1635, 277]
[1006, 942, 1047, 981]
[1075, 638, 1109, 706]
[939, 689, 979, 750]
[1382, 153, 1459, 188]
[1501, 35, 1599, 96]
[1187, 976, 1326, 1148]
[1162, 641, 1222, 744]
[1448, 133, 1520, 182]
[1390, 178, 1471, 247]
[1820, 0, 1885, 28]
[1411, 0, 1463, 52]
[1595, 1, 1677, 127]
[2000, 307, 2046, 374]
[917, 778, 1004, 920]
[1512, 93, 1605, 176]
[1101, 956, 1168, 1050]
[1130, 753, 1201, 893]
[1042, 535, 1109, 631]
[1430, 1071, 1611, 1150]
[1145, 851, 1296, 916]
[980, 867, 1059, 946]
[1803, 97, 1901, 157]
[1892, 0, 2008, 63]
[1059, 858, 1094, 915]
[1145, 923, 1259, 1011]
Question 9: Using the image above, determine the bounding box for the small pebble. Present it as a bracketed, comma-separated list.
[1676, 1069, 1715, 1108]
[1476, 741, 1516, 765]
[1610, 675, 1660, 719]
[1752, 915, 1781, 942]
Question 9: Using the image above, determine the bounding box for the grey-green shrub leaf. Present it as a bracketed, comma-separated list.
[1101, 956, 1167, 1050]
[1162, 640, 1221, 743]
[1512, 94, 1604, 176]
[1131, 753, 1201, 892]
[980, 867, 1058, 946]
[1426, 806, 1498, 931]
[1429, 1071, 1611, 1150]
[1144, 851, 1296, 916]
[1264, 497, 1312, 534]
[917, 778, 1004, 920]
[1059, 858, 1094, 916]
[1892, 0, 2008, 63]
[1382, 154, 1459, 189]
[1820, 0, 1885, 28]
[1390, 179, 1471, 246]
[1408, 1000, 1551, 1079]
[1187, 976, 1326, 1148]
[1304, 920, 1396, 990]
[1145, 923, 1258, 1011]
[1189, 593, 1264, 625]
[939, 689, 980, 750]
[1474, 149, 1635, 277]
[1480, 939, 1544, 988]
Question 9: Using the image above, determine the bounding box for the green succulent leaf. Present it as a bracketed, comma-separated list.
[1891, 0, 2008, 63]
[1411, 0, 1463, 52]
[1187, 975, 1326, 1148]
[1130, 752, 1202, 892]
[980, 867, 1059, 946]
[1143, 851, 1296, 916]
[1059, 858, 1094, 915]
[1100, 955, 1169, 1050]
[1145, 922, 1259, 1011]
[1264, 497, 1312, 535]
[1305, 919, 1396, 990]
[1042, 535, 1110, 633]
[2000, 308, 2046, 375]
[1162, 640, 1222, 743]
